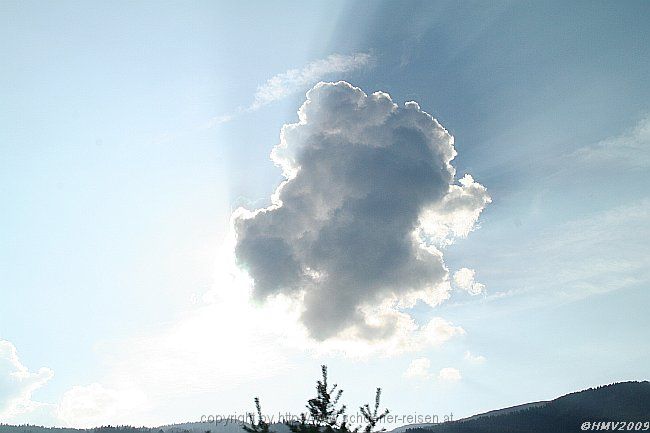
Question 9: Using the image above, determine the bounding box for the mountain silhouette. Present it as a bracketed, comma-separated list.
[1, 382, 648, 433]
[406, 381, 650, 433]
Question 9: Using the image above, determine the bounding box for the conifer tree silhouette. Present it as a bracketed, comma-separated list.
[359, 388, 389, 433]
[307, 365, 346, 430]
[288, 365, 347, 433]
[248, 365, 390, 433]
[243, 397, 273, 433]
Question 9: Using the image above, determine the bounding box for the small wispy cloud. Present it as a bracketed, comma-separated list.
[464, 350, 486, 364]
[574, 115, 650, 168]
[0, 339, 54, 421]
[202, 114, 234, 129]
[205, 52, 373, 128]
[403, 358, 432, 379]
[248, 52, 373, 111]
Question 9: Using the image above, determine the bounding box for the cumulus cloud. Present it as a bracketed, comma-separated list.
[234, 81, 490, 340]
[418, 174, 491, 247]
[56, 383, 146, 428]
[403, 358, 431, 379]
[0, 339, 54, 421]
[453, 268, 486, 296]
[438, 367, 462, 383]
[250, 53, 373, 111]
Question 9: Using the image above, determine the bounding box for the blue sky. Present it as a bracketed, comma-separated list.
[1, 0, 649, 428]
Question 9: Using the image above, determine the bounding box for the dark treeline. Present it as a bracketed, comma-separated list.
[0, 427, 154, 433]
[406, 381, 650, 433]
[2, 379, 648, 433]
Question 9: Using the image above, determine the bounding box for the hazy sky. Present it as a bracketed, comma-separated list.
[1, 0, 649, 428]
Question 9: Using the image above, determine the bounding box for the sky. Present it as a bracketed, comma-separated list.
[1, 0, 649, 428]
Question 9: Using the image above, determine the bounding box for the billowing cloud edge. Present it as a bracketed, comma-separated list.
[233, 81, 491, 341]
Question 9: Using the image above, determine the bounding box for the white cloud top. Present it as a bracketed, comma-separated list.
[438, 367, 462, 383]
[453, 268, 486, 296]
